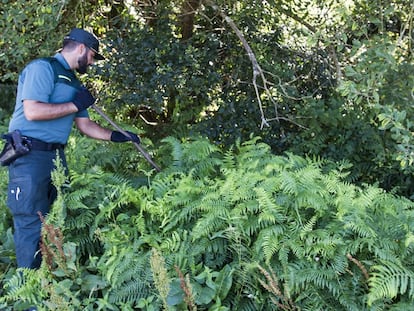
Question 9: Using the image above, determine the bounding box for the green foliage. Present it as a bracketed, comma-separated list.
[2, 136, 413, 310]
[1, 0, 414, 309]
[331, 3, 414, 196]
[94, 0, 414, 199]
[368, 260, 414, 305]
[1, 0, 414, 198]
[94, 17, 222, 140]
[0, 0, 113, 83]
[0, 0, 71, 82]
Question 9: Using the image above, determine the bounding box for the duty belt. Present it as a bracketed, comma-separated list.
[22, 136, 66, 151]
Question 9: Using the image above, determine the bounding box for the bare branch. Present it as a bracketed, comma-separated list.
[204, 1, 309, 130]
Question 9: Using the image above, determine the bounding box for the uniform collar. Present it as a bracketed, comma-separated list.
[53, 53, 71, 70]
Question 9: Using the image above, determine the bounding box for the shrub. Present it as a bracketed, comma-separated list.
[1, 136, 413, 310]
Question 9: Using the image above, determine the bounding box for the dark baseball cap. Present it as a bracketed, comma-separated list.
[64, 28, 105, 60]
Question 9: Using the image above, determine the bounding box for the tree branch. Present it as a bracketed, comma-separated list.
[205, 0, 308, 130]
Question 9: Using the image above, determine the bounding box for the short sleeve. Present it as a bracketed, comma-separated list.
[75, 109, 89, 118]
[20, 60, 55, 103]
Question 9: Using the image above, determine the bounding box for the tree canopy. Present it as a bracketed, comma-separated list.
[2, 0, 413, 196]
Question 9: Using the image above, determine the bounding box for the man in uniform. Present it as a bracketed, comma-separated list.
[5, 28, 140, 269]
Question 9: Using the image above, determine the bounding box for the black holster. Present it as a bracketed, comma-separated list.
[0, 130, 31, 166]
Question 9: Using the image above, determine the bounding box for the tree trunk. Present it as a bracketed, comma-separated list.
[180, 0, 201, 40]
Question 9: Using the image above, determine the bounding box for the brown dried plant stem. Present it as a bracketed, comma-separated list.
[257, 264, 298, 311]
[38, 211, 66, 271]
[175, 265, 197, 311]
[347, 253, 370, 280]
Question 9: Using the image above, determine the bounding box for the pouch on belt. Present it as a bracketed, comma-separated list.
[0, 130, 31, 166]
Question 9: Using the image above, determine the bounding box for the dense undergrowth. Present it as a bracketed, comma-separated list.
[0, 134, 413, 310]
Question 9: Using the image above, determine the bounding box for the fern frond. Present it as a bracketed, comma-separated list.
[221, 147, 236, 172]
[278, 171, 298, 195]
[0, 268, 43, 304]
[293, 266, 342, 298]
[255, 187, 286, 226]
[109, 280, 150, 304]
[160, 231, 182, 253]
[70, 232, 101, 256]
[238, 137, 268, 159]
[257, 226, 284, 263]
[301, 215, 318, 234]
[368, 260, 414, 305]
[65, 188, 92, 206]
[344, 219, 377, 239]
[65, 209, 95, 230]
[355, 186, 384, 209]
[301, 229, 343, 260]
[161, 136, 184, 169]
[151, 173, 183, 198]
[192, 207, 229, 238]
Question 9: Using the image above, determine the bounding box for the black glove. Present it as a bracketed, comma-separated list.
[72, 87, 96, 111]
[110, 131, 140, 144]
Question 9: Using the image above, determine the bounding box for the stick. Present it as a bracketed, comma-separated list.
[91, 104, 161, 172]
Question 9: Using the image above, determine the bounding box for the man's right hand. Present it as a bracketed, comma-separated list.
[72, 87, 96, 111]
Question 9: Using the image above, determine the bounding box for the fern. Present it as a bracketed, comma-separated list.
[65, 205, 96, 230]
[192, 205, 229, 239]
[368, 261, 414, 305]
[109, 281, 150, 304]
[278, 171, 299, 195]
[255, 223, 293, 264]
[255, 187, 286, 226]
[103, 247, 152, 304]
[0, 268, 47, 307]
[161, 136, 184, 169]
[221, 147, 236, 172]
[3, 136, 413, 310]
[293, 265, 343, 299]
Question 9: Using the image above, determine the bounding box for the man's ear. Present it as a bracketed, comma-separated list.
[77, 43, 87, 55]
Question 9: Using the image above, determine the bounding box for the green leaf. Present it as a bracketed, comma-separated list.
[193, 282, 215, 305]
[167, 279, 184, 306]
[215, 265, 233, 300]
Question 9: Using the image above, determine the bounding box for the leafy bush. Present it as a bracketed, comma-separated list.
[0, 136, 413, 310]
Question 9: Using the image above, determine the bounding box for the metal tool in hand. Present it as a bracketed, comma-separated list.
[91, 103, 161, 172]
